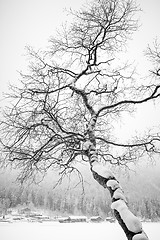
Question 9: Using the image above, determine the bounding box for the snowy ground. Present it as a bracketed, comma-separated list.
[0, 221, 159, 240]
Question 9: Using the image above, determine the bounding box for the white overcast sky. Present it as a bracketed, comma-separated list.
[0, 0, 160, 140]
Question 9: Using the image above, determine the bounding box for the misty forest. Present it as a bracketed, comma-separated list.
[0, 0, 160, 240]
[1, 164, 160, 221]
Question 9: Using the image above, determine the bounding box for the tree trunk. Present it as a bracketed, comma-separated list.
[90, 163, 149, 240]
[84, 114, 149, 240]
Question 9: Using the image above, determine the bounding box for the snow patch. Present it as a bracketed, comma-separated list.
[82, 140, 92, 150]
[113, 189, 127, 202]
[90, 149, 96, 154]
[113, 188, 124, 195]
[92, 164, 115, 179]
[133, 231, 148, 240]
[111, 199, 127, 211]
[111, 200, 142, 233]
[91, 154, 97, 162]
[107, 179, 120, 190]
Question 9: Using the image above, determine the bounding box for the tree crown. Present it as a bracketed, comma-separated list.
[0, 0, 160, 183]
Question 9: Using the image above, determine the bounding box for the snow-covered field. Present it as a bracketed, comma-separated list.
[0, 221, 159, 240]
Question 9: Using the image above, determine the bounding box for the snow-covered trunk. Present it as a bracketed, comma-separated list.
[91, 165, 149, 240]
[85, 115, 149, 240]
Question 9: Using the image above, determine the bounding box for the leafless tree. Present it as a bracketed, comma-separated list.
[0, 0, 160, 239]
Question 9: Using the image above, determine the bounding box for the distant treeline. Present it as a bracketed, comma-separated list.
[0, 183, 112, 217]
[0, 180, 160, 221]
[1, 162, 160, 220]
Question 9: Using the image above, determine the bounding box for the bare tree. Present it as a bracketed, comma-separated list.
[0, 0, 160, 239]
